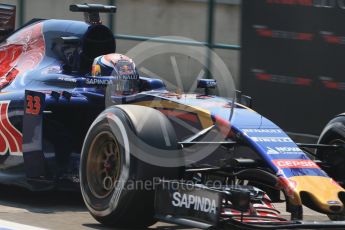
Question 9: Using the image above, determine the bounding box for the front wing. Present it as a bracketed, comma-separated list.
[155, 181, 345, 230]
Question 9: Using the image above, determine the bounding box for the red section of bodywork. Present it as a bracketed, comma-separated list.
[0, 45, 22, 80]
[0, 125, 7, 153]
[213, 115, 233, 138]
[0, 22, 45, 88]
[0, 101, 22, 154]
[222, 196, 286, 223]
[1, 102, 22, 152]
[0, 103, 19, 152]
[277, 177, 297, 198]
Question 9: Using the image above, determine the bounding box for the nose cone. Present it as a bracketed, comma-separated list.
[291, 176, 345, 214]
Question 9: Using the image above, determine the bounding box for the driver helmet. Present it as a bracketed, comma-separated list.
[92, 53, 140, 95]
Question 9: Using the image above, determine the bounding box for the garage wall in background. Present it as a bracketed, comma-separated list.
[241, 0, 345, 135]
[2, 0, 241, 89]
[115, 0, 240, 89]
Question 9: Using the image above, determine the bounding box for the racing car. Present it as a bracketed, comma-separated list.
[1, 3, 345, 229]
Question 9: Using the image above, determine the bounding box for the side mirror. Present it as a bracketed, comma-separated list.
[240, 95, 252, 108]
[236, 90, 253, 108]
[197, 79, 217, 95]
[0, 4, 16, 42]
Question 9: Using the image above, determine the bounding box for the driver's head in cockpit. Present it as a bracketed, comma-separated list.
[92, 53, 140, 95]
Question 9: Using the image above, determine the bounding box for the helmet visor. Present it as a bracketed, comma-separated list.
[112, 60, 139, 95]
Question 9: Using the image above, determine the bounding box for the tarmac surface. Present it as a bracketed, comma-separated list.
[0, 185, 331, 230]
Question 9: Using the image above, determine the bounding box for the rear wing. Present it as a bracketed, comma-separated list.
[70, 3, 116, 24]
[0, 4, 16, 42]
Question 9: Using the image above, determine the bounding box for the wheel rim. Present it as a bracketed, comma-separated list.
[86, 131, 122, 199]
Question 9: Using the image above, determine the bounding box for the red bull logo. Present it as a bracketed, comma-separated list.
[0, 101, 22, 155]
[121, 65, 129, 72]
[119, 64, 134, 75]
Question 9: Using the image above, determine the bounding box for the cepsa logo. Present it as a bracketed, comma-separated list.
[272, 159, 318, 168]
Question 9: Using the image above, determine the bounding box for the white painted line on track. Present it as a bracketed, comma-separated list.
[0, 219, 48, 230]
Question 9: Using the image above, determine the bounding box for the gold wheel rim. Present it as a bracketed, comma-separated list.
[86, 131, 121, 199]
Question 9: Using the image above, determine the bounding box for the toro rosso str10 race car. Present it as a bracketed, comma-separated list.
[1, 3, 345, 229]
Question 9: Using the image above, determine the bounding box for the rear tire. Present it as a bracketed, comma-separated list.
[80, 105, 182, 228]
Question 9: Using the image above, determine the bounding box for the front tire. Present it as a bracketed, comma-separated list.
[80, 105, 181, 228]
[317, 115, 345, 221]
[317, 115, 345, 183]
